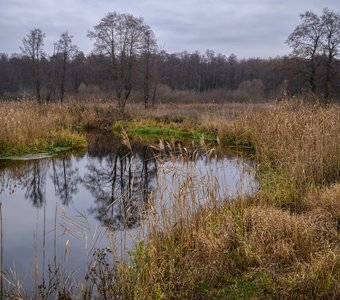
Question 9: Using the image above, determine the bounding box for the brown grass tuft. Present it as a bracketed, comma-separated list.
[279, 250, 340, 300]
[0, 99, 124, 156]
[248, 101, 340, 205]
[305, 183, 340, 245]
[243, 207, 318, 270]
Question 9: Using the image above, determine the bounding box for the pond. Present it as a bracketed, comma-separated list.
[0, 132, 257, 292]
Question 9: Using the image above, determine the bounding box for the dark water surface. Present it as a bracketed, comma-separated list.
[0, 132, 257, 290]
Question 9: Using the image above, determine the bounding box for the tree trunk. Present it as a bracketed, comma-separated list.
[34, 62, 41, 103]
[309, 56, 316, 93]
[323, 54, 333, 103]
[151, 82, 157, 108]
[144, 65, 149, 109]
[60, 53, 67, 103]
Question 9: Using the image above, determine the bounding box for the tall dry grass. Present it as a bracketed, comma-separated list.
[247, 100, 340, 209]
[197, 100, 340, 208]
[0, 99, 123, 156]
[111, 186, 339, 299]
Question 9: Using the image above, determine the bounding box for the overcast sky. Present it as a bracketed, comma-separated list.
[1, 0, 339, 58]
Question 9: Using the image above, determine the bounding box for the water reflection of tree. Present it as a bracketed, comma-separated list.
[51, 156, 81, 206]
[0, 160, 48, 207]
[21, 160, 50, 208]
[0, 162, 18, 195]
[0, 155, 81, 208]
[84, 133, 157, 230]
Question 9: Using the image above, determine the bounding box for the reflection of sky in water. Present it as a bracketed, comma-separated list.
[0, 134, 257, 290]
[154, 155, 257, 230]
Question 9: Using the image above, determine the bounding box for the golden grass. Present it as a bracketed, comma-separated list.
[126, 102, 265, 120]
[279, 250, 340, 299]
[113, 186, 340, 300]
[189, 100, 340, 209]
[247, 101, 340, 208]
[244, 207, 318, 269]
[0, 99, 122, 156]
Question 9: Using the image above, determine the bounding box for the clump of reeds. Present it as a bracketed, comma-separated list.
[0, 99, 125, 156]
[246, 100, 340, 208]
[198, 99, 340, 208]
[112, 182, 339, 299]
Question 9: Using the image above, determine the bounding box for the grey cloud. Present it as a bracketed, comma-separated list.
[0, 0, 339, 58]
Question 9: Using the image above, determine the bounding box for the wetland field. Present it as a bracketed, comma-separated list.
[0, 99, 339, 299]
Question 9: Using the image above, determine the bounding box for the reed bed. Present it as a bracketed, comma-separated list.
[247, 101, 340, 209]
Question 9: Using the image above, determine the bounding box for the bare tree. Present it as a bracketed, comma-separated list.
[88, 12, 151, 111]
[21, 28, 45, 102]
[287, 11, 323, 93]
[45, 43, 57, 102]
[227, 54, 238, 90]
[321, 8, 340, 101]
[141, 26, 157, 109]
[55, 31, 78, 103]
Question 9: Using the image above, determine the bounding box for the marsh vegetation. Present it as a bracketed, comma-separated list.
[0, 98, 339, 299]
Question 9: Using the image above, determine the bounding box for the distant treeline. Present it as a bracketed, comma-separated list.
[0, 9, 339, 105]
[1, 51, 339, 100]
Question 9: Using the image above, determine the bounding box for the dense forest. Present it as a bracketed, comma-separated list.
[0, 9, 340, 106]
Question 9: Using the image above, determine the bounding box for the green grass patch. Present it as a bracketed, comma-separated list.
[206, 273, 275, 299]
[113, 119, 214, 142]
[113, 119, 255, 149]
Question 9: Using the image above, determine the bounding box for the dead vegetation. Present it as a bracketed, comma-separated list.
[0, 99, 124, 156]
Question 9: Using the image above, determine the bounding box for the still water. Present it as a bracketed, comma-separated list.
[0, 132, 257, 289]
